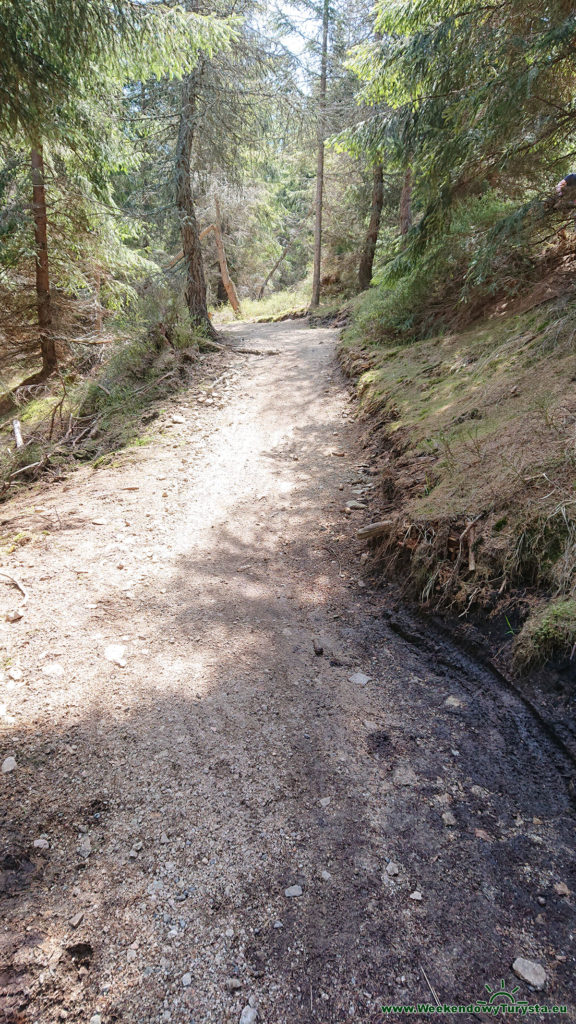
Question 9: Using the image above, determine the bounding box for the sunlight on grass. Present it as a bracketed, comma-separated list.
[210, 281, 311, 324]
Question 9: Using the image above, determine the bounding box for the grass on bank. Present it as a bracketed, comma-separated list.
[341, 286, 576, 670]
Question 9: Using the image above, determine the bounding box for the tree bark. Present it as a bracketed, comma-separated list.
[175, 75, 215, 336]
[310, 0, 329, 309]
[31, 146, 57, 376]
[358, 163, 384, 291]
[399, 166, 413, 236]
[213, 199, 241, 314]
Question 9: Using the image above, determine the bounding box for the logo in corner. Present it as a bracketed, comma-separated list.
[480, 980, 529, 1010]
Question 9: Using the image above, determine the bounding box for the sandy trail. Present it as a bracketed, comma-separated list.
[0, 321, 574, 1024]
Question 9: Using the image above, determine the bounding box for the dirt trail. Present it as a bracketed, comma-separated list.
[0, 321, 574, 1024]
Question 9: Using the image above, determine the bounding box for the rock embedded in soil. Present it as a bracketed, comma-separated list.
[393, 766, 417, 787]
[42, 662, 64, 678]
[349, 671, 371, 686]
[284, 885, 303, 897]
[33, 838, 50, 850]
[104, 644, 127, 668]
[386, 862, 400, 877]
[442, 811, 457, 827]
[182, 972, 192, 988]
[512, 957, 547, 989]
[77, 837, 92, 859]
[239, 1007, 258, 1024]
[2, 756, 17, 773]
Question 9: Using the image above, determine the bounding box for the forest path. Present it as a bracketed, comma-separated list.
[0, 320, 574, 1024]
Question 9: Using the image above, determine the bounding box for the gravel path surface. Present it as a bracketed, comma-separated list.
[0, 320, 574, 1024]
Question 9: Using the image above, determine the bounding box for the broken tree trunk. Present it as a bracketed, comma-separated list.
[213, 198, 241, 315]
[12, 420, 23, 448]
[167, 224, 216, 270]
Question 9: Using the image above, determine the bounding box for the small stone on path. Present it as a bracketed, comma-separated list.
[42, 662, 64, 678]
[2, 756, 17, 773]
[284, 884, 303, 898]
[33, 838, 50, 850]
[182, 973, 192, 988]
[349, 671, 371, 686]
[104, 644, 127, 668]
[512, 957, 547, 989]
[239, 1007, 258, 1024]
[442, 811, 457, 827]
[386, 862, 400, 877]
[409, 890, 423, 901]
[69, 912, 84, 928]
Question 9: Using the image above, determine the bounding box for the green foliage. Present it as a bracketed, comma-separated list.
[0, 0, 236, 140]
[337, 0, 576, 335]
[344, 192, 524, 344]
[514, 598, 576, 668]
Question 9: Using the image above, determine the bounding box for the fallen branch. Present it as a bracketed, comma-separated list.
[0, 571, 28, 606]
[357, 520, 393, 541]
[9, 458, 46, 479]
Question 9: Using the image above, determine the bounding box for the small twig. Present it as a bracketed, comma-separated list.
[48, 395, 66, 441]
[420, 964, 440, 1006]
[0, 572, 28, 606]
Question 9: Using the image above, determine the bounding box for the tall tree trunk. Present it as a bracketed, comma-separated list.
[175, 75, 214, 336]
[358, 163, 384, 291]
[214, 199, 241, 314]
[399, 166, 413, 236]
[310, 0, 329, 309]
[31, 146, 57, 376]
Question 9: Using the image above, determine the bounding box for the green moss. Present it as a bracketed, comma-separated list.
[514, 598, 576, 668]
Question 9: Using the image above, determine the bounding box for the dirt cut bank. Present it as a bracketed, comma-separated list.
[0, 320, 574, 1024]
